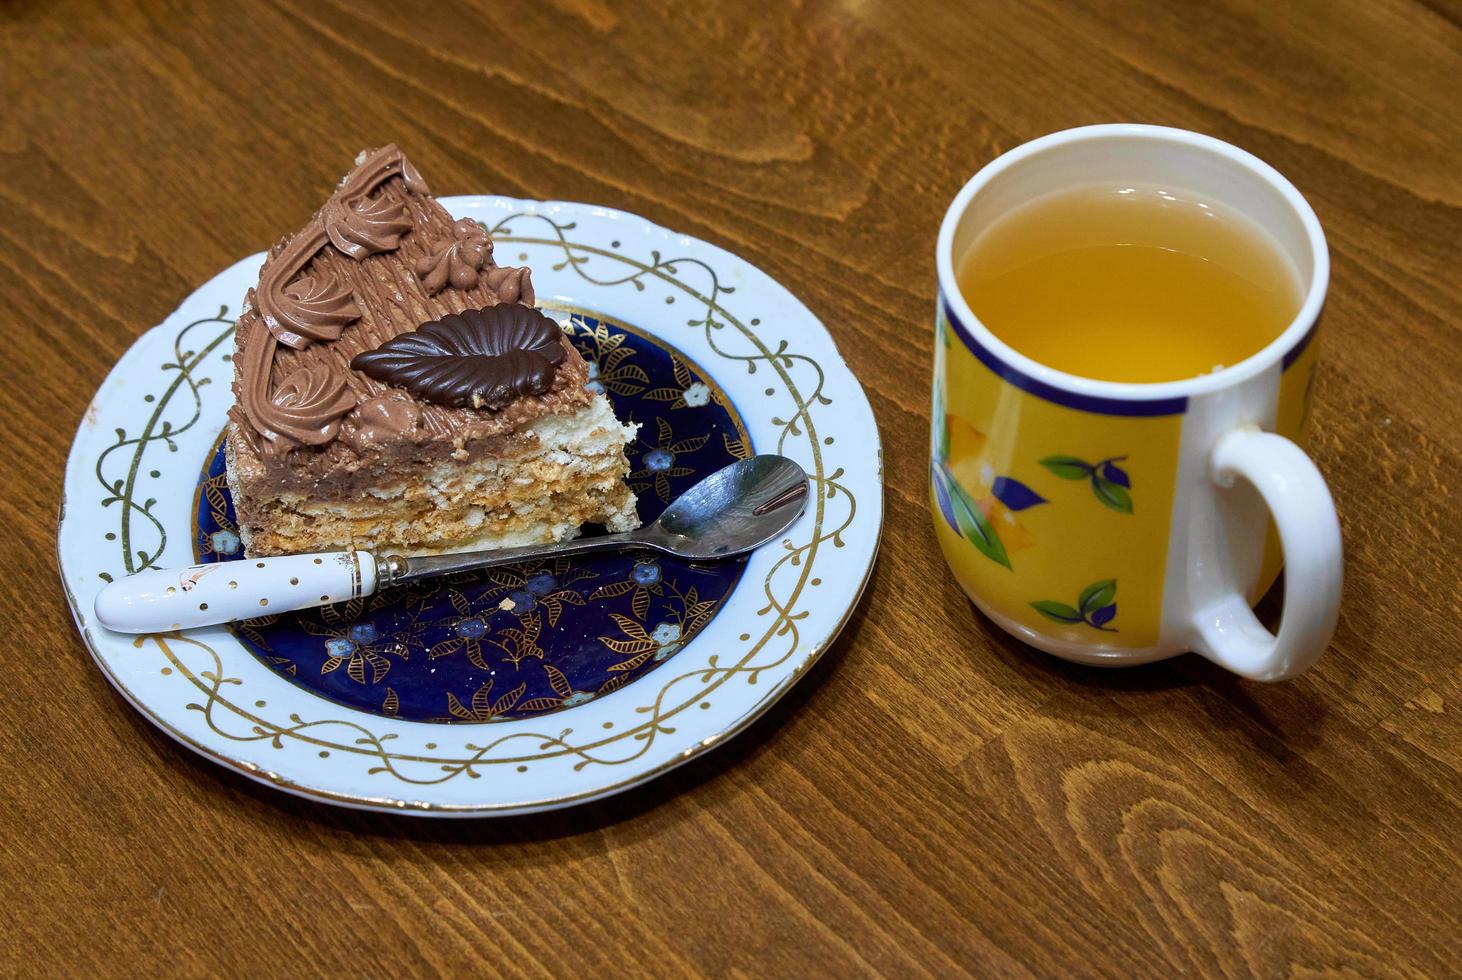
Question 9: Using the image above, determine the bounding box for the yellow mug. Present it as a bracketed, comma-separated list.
[932, 125, 1341, 681]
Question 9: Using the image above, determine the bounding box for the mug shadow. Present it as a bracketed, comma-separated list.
[123, 598, 869, 847]
[967, 570, 1334, 762]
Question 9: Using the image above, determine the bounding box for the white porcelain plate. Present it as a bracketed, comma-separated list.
[58, 197, 882, 816]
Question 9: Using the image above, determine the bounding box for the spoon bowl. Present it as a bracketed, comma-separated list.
[647, 454, 810, 559]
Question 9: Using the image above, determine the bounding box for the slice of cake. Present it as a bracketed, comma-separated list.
[225, 145, 639, 557]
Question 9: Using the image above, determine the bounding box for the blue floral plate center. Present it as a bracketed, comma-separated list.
[194, 309, 751, 723]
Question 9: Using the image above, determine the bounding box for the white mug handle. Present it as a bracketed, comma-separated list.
[1189, 428, 1343, 681]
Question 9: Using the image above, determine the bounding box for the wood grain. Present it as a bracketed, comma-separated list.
[2, 0, 1459, 974]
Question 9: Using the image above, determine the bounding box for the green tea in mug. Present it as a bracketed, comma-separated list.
[956, 183, 1304, 383]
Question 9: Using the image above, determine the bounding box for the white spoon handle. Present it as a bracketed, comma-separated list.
[93, 552, 378, 634]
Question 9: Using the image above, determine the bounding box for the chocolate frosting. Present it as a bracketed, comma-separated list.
[417, 218, 492, 294]
[322, 192, 415, 258]
[482, 265, 534, 305]
[351, 305, 567, 410]
[237, 145, 423, 450]
[251, 145, 424, 352]
[265, 363, 358, 445]
[341, 392, 424, 454]
[233, 145, 538, 454]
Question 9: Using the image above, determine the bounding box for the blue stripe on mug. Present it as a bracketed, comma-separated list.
[1281, 320, 1319, 371]
[940, 297, 1189, 417]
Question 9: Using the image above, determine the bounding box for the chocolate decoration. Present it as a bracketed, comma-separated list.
[417, 218, 492, 294]
[322, 192, 414, 259]
[253, 240, 358, 352]
[483, 265, 534, 305]
[272, 273, 360, 350]
[268, 363, 358, 445]
[351, 305, 567, 410]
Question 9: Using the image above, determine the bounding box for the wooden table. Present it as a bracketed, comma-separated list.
[3, 1, 1458, 974]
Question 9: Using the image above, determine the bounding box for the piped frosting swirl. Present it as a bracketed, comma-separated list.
[323, 192, 415, 259]
[417, 218, 492, 294]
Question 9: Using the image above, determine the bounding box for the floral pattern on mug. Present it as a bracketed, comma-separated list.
[1039, 455, 1133, 514]
[932, 410, 1046, 569]
[1031, 579, 1118, 632]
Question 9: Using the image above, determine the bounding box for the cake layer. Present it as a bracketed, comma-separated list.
[228, 396, 639, 557]
[236, 460, 636, 556]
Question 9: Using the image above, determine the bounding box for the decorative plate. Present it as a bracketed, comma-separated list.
[59, 197, 882, 816]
